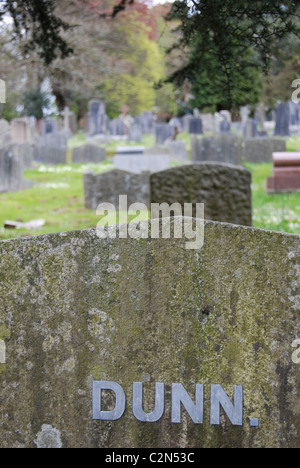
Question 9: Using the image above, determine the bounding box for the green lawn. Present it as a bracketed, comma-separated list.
[0, 133, 300, 240]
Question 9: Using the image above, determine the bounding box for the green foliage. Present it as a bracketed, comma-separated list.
[103, 14, 164, 116]
[23, 89, 51, 119]
[190, 46, 264, 111]
[0, 0, 73, 65]
[167, 0, 300, 110]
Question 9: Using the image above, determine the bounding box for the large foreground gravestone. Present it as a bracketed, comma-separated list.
[150, 163, 252, 226]
[0, 220, 299, 448]
[191, 134, 243, 166]
[244, 138, 286, 163]
[84, 169, 150, 210]
[72, 145, 106, 164]
[0, 145, 33, 192]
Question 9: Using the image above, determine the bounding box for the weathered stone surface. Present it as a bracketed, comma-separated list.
[84, 169, 150, 210]
[0, 145, 33, 192]
[33, 146, 67, 165]
[150, 163, 252, 226]
[244, 138, 286, 163]
[114, 147, 170, 174]
[166, 140, 188, 161]
[72, 145, 106, 164]
[9, 144, 34, 169]
[0, 220, 299, 448]
[191, 134, 243, 166]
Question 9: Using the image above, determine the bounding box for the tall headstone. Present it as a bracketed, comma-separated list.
[88, 100, 107, 136]
[150, 163, 252, 226]
[289, 100, 300, 126]
[61, 107, 76, 135]
[244, 119, 258, 139]
[0, 119, 10, 144]
[0, 145, 33, 192]
[275, 102, 290, 136]
[200, 114, 214, 133]
[240, 106, 250, 127]
[140, 112, 154, 134]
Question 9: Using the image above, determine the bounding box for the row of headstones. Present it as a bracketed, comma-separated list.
[87, 100, 232, 140]
[84, 162, 252, 228]
[0, 110, 77, 146]
[191, 134, 287, 165]
[0, 134, 287, 194]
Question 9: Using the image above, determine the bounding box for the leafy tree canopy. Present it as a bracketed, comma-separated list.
[0, 0, 74, 65]
[167, 0, 300, 110]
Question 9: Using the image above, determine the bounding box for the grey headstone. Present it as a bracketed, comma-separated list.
[289, 100, 300, 126]
[11, 118, 33, 144]
[244, 119, 258, 139]
[189, 118, 203, 135]
[191, 134, 243, 166]
[128, 124, 142, 143]
[244, 138, 287, 163]
[200, 114, 214, 133]
[166, 140, 188, 161]
[33, 146, 67, 165]
[182, 114, 193, 132]
[0, 219, 299, 447]
[0, 119, 10, 144]
[109, 118, 125, 136]
[88, 100, 107, 136]
[140, 112, 154, 134]
[220, 118, 231, 133]
[7, 144, 34, 169]
[72, 145, 106, 164]
[275, 102, 290, 136]
[155, 124, 174, 144]
[114, 146, 170, 174]
[84, 169, 150, 210]
[150, 163, 252, 226]
[38, 131, 68, 150]
[41, 118, 58, 136]
[0, 145, 33, 192]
